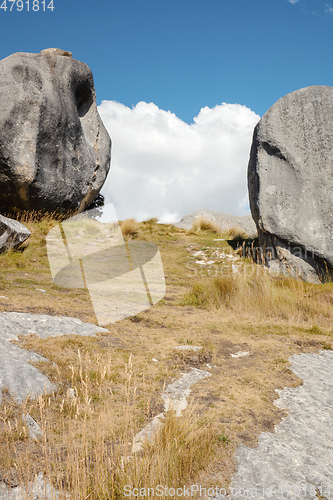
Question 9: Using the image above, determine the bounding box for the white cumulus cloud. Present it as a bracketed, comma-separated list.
[288, 0, 299, 4]
[98, 100, 260, 223]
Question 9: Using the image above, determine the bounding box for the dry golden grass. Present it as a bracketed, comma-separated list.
[120, 408, 215, 492]
[192, 217, 221, 234]
[0, 212, 333, 497]
[182, 265, 333, 326]
[0, 351, 214, 499]
[120, 218, 140, 239]
[224, 226, 249, 241]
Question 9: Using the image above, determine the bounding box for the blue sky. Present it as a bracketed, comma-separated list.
[1, 0, 333, 220]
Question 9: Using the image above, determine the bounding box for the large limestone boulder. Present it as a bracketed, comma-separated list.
[176, 209, 257, 238]
[0, 49, 111, 213]
[248, 85, 333, 283]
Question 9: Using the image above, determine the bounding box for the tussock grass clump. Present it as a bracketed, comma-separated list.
[140, 217, 159, 235]
[120, 218, 140, 238]
[192, 217, 221, 234]
[183, 264, 333, 326]
[184, 276, 236, 308]
[224, 226, 249, 241]
[50, 410, 214, 499]
[117, 409, 215, 493]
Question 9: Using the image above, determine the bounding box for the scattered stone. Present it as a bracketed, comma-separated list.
[0, 215, 30, 253]
[23, 414, 43, 441]
[192, 250, 207, 258]
[3, 469, 20, 488]
[176, 209, 257, 238]
[0, 49, 111, 213]
[230, 351, 250, 358]
[210, 250, 239, 262]
[174, 345, 203, 352]
[188, 246, 241, 272]
[152, 358, 159, 363]
[248, 85, 333, 283]
[224, 253, 239, 261]
[68, 388, 76, 399]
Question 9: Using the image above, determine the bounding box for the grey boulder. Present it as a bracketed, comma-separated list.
[248, 86, 333, 283]
[0, 214, 30, 252]
[0, 49, 111, 213]
[176, 209, 257, 238]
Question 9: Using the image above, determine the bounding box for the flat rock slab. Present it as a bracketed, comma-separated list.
[0, 312, 108, 402]
[173, 345, 202, 352]
[218, 351, 333, 499]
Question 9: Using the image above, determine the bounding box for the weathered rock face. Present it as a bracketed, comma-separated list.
[0, 49, 111, 213]
[0, 214, 30, 252]
[248, 86, 333, 283]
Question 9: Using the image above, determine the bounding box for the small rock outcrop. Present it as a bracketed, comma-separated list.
[0, 312, 108, 402]
[0, 214, 30, 252]
[176, 209, 257, 238]
[248, 86, 333, 283]
[0, 49, 111, 213]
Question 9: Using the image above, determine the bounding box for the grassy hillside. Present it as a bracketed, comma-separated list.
[0, 213, 333, 498]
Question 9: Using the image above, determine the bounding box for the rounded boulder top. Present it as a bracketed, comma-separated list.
[40, 48, 73, 57]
